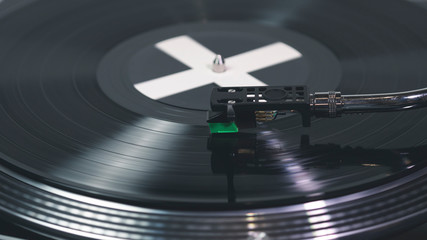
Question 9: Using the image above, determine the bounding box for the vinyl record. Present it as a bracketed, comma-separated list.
[0, 0, 426, 239]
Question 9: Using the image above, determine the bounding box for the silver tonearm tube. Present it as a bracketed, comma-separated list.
[311, 87, 427, 118]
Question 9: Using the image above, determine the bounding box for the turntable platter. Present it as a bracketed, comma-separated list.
[0, 0, 426, 239]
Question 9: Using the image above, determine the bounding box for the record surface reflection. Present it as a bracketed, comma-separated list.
[0, 0, 426, 239]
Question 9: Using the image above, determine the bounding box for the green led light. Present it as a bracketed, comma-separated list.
[208, 122, 239, 134]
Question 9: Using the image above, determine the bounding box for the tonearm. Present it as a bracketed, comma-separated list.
[207, 86, 427, 133]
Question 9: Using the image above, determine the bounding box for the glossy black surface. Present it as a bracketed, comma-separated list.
[0, 162, 426, 239]
[0, 0, 427, 239]
[0, 0, 426, 208]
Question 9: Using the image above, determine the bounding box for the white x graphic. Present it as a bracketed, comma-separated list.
[134, 35, 302, 100]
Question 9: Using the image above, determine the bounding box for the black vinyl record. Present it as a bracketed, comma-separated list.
[0, 0, 426, 239]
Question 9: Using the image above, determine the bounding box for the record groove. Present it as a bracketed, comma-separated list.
[0, 0, 426, 239]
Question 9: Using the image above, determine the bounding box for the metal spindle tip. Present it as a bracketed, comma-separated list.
[212, 54, 226, 73]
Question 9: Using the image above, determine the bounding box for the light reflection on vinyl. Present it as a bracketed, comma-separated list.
[0, 0, 426, 239]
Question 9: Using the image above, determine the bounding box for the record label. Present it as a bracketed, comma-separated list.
[0, 1, 426, 239]
[97, 22, 341, 124]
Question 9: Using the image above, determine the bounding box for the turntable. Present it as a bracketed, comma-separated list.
[0, 0, 426, 239]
